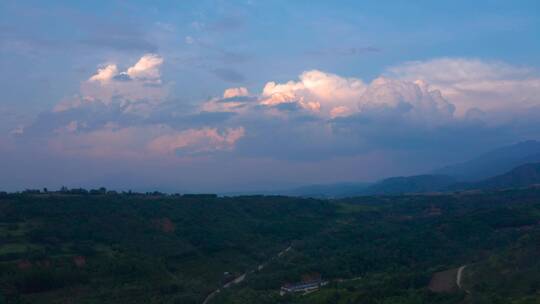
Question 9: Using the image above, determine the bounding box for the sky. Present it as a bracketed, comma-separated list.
[1, 0, 540, 192]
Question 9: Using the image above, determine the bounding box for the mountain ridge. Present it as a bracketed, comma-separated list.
[432, 140, 540, 181]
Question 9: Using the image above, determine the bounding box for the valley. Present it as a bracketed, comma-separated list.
[2, 187, 540, 303]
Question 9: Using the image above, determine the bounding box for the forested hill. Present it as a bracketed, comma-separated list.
[1, 188, 540, 303]
[472, 162, 540, 189]
[0, 193, 333, 303]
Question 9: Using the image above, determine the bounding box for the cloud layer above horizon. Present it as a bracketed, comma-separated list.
[4, 54, 540, 190]
[1, 1, 540, 192]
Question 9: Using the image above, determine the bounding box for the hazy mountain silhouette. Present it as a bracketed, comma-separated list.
[433, 140, 540, 181]
[361, 175, 457, 195]
[262, 141, 540, 197]
[461, 162, 540, 190]
[363, 163, 540, 195]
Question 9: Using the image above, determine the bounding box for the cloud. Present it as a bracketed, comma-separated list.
[47, 123, 148, 159]
[189, 61, 540, 163]
[223, 87, 249, 99]
[260, 70, 366, 117]
[56, 54, 167, 115]
[201, 99, 248, 113]
[40, 59, 540, 162]
[46, 122, 245, 160]
[329, 106, 351, 118]
[53, 96, 95, 113]
[88, 64, 118, 84]
[357, 77, 455, 125]
[87, 54, 164, 84]
[126, 54, 164, 82]
[12, 57, 540, 191]
[22, 60, 245, 160]
[201, 87, 255, 113]
[55, 120, 83, 134]
[387, 58, 540, 115]
[256, 70, 454, 123]
[389, 58, 529, 83]
[148, 127, 245, 156]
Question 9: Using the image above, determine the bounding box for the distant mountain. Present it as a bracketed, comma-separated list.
[362, 163, 540, 196]
[279, 159, 540, 198]
[467, 162, 540, 190]
[228, 141, 540, 198]
[433, 140, 540, 181]
[362, 175, 457, 195]
[274, 157, 540, 198]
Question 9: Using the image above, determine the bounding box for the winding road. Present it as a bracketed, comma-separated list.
[456, 265, 470, 294]
[202, 245, 292, 304]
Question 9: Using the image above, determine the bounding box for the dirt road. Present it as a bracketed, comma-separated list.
[202, 245, 292, 304]
[456, 265, 469, 293]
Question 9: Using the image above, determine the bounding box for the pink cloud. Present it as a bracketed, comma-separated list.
[223, 87, 249, 99]
[88, 64, 118, 84]
[387, 58, 540, 115]
[148, 127, 245, 155]
[47, 123, 245, 160]
[260, 70, 366, 116]
[55, 54, 168, 115]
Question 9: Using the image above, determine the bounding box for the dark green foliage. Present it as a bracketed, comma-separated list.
[1, 189, 540, 303]
[213, 189, 540, 304]
[0, 193, 333, 303]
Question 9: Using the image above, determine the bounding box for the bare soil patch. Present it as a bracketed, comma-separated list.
[429, 268, 459, 293]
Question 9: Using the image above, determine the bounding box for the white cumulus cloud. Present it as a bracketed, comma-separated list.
[260, 70, 366, 116]
[88, 64, 118, 84]
[387, 58, 540, 115]
[358, 77, 455, 124]
[56, 54, 167, 115]
[126, 54, 164, 82]
[223, 87, 249, 99]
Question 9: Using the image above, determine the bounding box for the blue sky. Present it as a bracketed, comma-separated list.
[1, 0, 540, 192]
